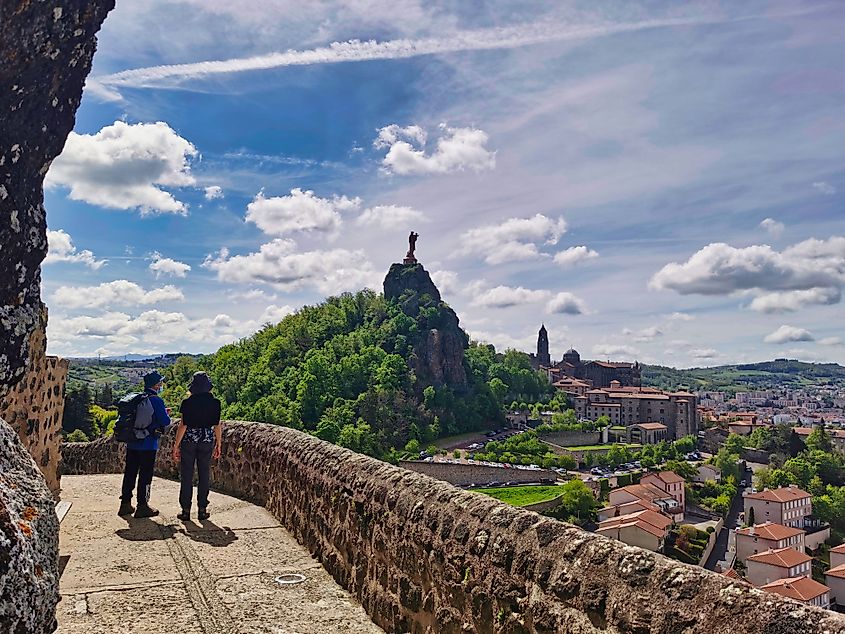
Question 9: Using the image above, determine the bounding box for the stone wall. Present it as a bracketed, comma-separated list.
[63, 422, 845, 633]
[0, 310, 68, 496]
[399, 460, 555, 487]
[538, 430, 602, 447]
[741, 448, 772, 465]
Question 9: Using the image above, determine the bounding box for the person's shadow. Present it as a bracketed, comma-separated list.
[179, 518, 238, 547]
[115, 516, 173, 542]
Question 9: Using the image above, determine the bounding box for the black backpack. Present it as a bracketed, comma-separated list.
[113, 393, 155, 443]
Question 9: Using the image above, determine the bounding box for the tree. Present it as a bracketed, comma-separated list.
[94, 383, 114, 408]
[62, 385, 93, 435]
[554, 479, 599, 524]
[724, 433, 746, 456]
[65, 429, 89, 443]
[488, 378, 509, 403]
[806, 427, 833, 453]
[782, 457, 814, 489]
[747, 506, 755, 526]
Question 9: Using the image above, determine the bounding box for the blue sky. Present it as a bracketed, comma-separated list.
[43, 1, 845, 367]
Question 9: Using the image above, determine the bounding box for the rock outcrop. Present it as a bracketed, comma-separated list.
[383, 263, 468, 389]
[63, 423, 845, 634]
[0, 0, 113, 395]
[0, 419, 60, 633]
[0, 2, 114, 632]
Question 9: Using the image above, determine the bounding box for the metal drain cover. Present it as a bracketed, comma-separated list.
[274, 573, 306, 585]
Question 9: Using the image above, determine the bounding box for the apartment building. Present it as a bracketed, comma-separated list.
[760, 576, 830, 609]
[743, 486, 812, 529]
[746, 547, 813, 586]
[604, 481, 684, 523]
[734, 522, 805, 563]
[596, 509, 672, 552]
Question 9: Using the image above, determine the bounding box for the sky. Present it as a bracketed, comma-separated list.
[42, 0, 845, 367]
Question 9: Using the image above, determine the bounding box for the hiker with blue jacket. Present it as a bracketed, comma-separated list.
[118, 371, 171, 518]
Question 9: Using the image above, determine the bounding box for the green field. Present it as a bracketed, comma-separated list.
[471, 485, 561, 507]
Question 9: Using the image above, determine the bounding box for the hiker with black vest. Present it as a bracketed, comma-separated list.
[172, 371, 222, 521]
[118, 371, 171, 518]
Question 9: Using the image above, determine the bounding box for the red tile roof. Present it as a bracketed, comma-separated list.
[831, 544, 845, 555]
[745, 486, 811, 503]
[632, 423, 668, 431]
[643, 471, 685, 485]
[761, 576, 829, 602]
[735, 522, 805, 541]
[746, 547, 811, 568]
[825, 563, 845, 580]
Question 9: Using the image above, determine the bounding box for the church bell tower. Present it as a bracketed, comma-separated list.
[537, 324, 551, 367]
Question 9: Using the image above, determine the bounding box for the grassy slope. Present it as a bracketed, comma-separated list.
[471, 485, 562, 507]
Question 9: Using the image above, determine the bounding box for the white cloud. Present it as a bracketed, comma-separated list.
[259, 304, 294, 324]
[650, 239, 845, 312]
[471, 285, 550, 309]
[764, 325, 814, 344]
[665, 312, 694, 322]
[592, 343, 639, 358]
[430, 270, 459, 296]
[546, 292, 588, 315]
[44, 229, 106, 269]
[149, 252, 191, 278]
[813, 181, 836, 195]
[202, 239, 379, 294]
[759, 217, 785, 236]
[355, 204, 425, 228]
[52, 280, 184, 309]
[226, 288, 278, 301]
[376, 123, 495, 175]
[46, 121, 198, 214]
[204, 185, 224, 200]
[748, 287, 841, 313]
[818, 337, 843, 346]
[462, 213, 567, 265]
[90, 15, 738, 99]
[690, 348, 719, 359]
[553, 245, 599, 268]
[622, 326, 663, 342]
[245, 188, 361, 237]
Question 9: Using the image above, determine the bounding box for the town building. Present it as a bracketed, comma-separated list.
[529, 327, 642, 388]
[831, 544, 845, 568]
[693, 464, 721, 483]
[824, 563, 845, 607]
[743, 486, 812, 529]
[626, 422, 668, 444]
[596, 509, 672, 552]
[746, 547, 813, 586]
[551, 377, 591, 398]
[573, 383, 699, 440]
[734, 522, 806, 563]
[603, 481, 684, 523]
[760, 576, 830, 609]
[640, 471, 685, 509]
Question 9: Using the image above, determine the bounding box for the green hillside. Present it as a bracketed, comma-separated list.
[643, 359, 845, 393]
[157, 264, 553, 459]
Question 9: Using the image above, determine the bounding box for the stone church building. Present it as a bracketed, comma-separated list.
[530, 325, 642, 388]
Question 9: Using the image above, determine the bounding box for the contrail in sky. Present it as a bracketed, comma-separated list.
[88, 15, 732, 100]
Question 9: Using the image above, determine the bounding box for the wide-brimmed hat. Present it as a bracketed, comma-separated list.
[188, 371, 213, 394]
[143, 370, 165, 389]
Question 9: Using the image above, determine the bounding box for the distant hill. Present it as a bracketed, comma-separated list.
[643, 359, 845, 393]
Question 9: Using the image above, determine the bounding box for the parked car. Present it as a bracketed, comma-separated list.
[740, 480, 747, 487]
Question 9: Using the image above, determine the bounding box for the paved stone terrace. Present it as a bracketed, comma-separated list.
[57, 475, 383, 634]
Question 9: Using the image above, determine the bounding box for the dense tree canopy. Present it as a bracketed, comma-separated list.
[157, 289, 553, 459]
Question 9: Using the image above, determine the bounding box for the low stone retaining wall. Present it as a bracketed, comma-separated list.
[522, 495, 563, 514]
[537, 430, 601, 447]
[399, 460, 555, 486]
[62, 422, 845, 633]
[740, 448, 772, 465]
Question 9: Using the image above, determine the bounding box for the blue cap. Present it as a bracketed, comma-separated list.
[143, 370, 165, 389]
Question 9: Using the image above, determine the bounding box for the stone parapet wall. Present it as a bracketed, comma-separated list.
[63, 421, 845, 634]
[538, 430, 602, 447]
[399, 460, 555, 486]
[0, 313, 68, 496]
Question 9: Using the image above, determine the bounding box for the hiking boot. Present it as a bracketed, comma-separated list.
[177, 509, 191, 521]
[118, 502, 135, 516]
[133, 504, 159, 518]
[198, 508, 210, 521]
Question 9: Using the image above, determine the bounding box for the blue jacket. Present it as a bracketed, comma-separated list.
[127, 388, 171, 451]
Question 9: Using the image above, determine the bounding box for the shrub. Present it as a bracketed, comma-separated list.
[65, 429, 90, 443]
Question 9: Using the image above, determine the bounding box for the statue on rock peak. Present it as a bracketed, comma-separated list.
[404, 231, 419, 265]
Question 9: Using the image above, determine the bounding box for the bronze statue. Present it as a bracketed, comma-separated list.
[404, 231, 419, 264]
